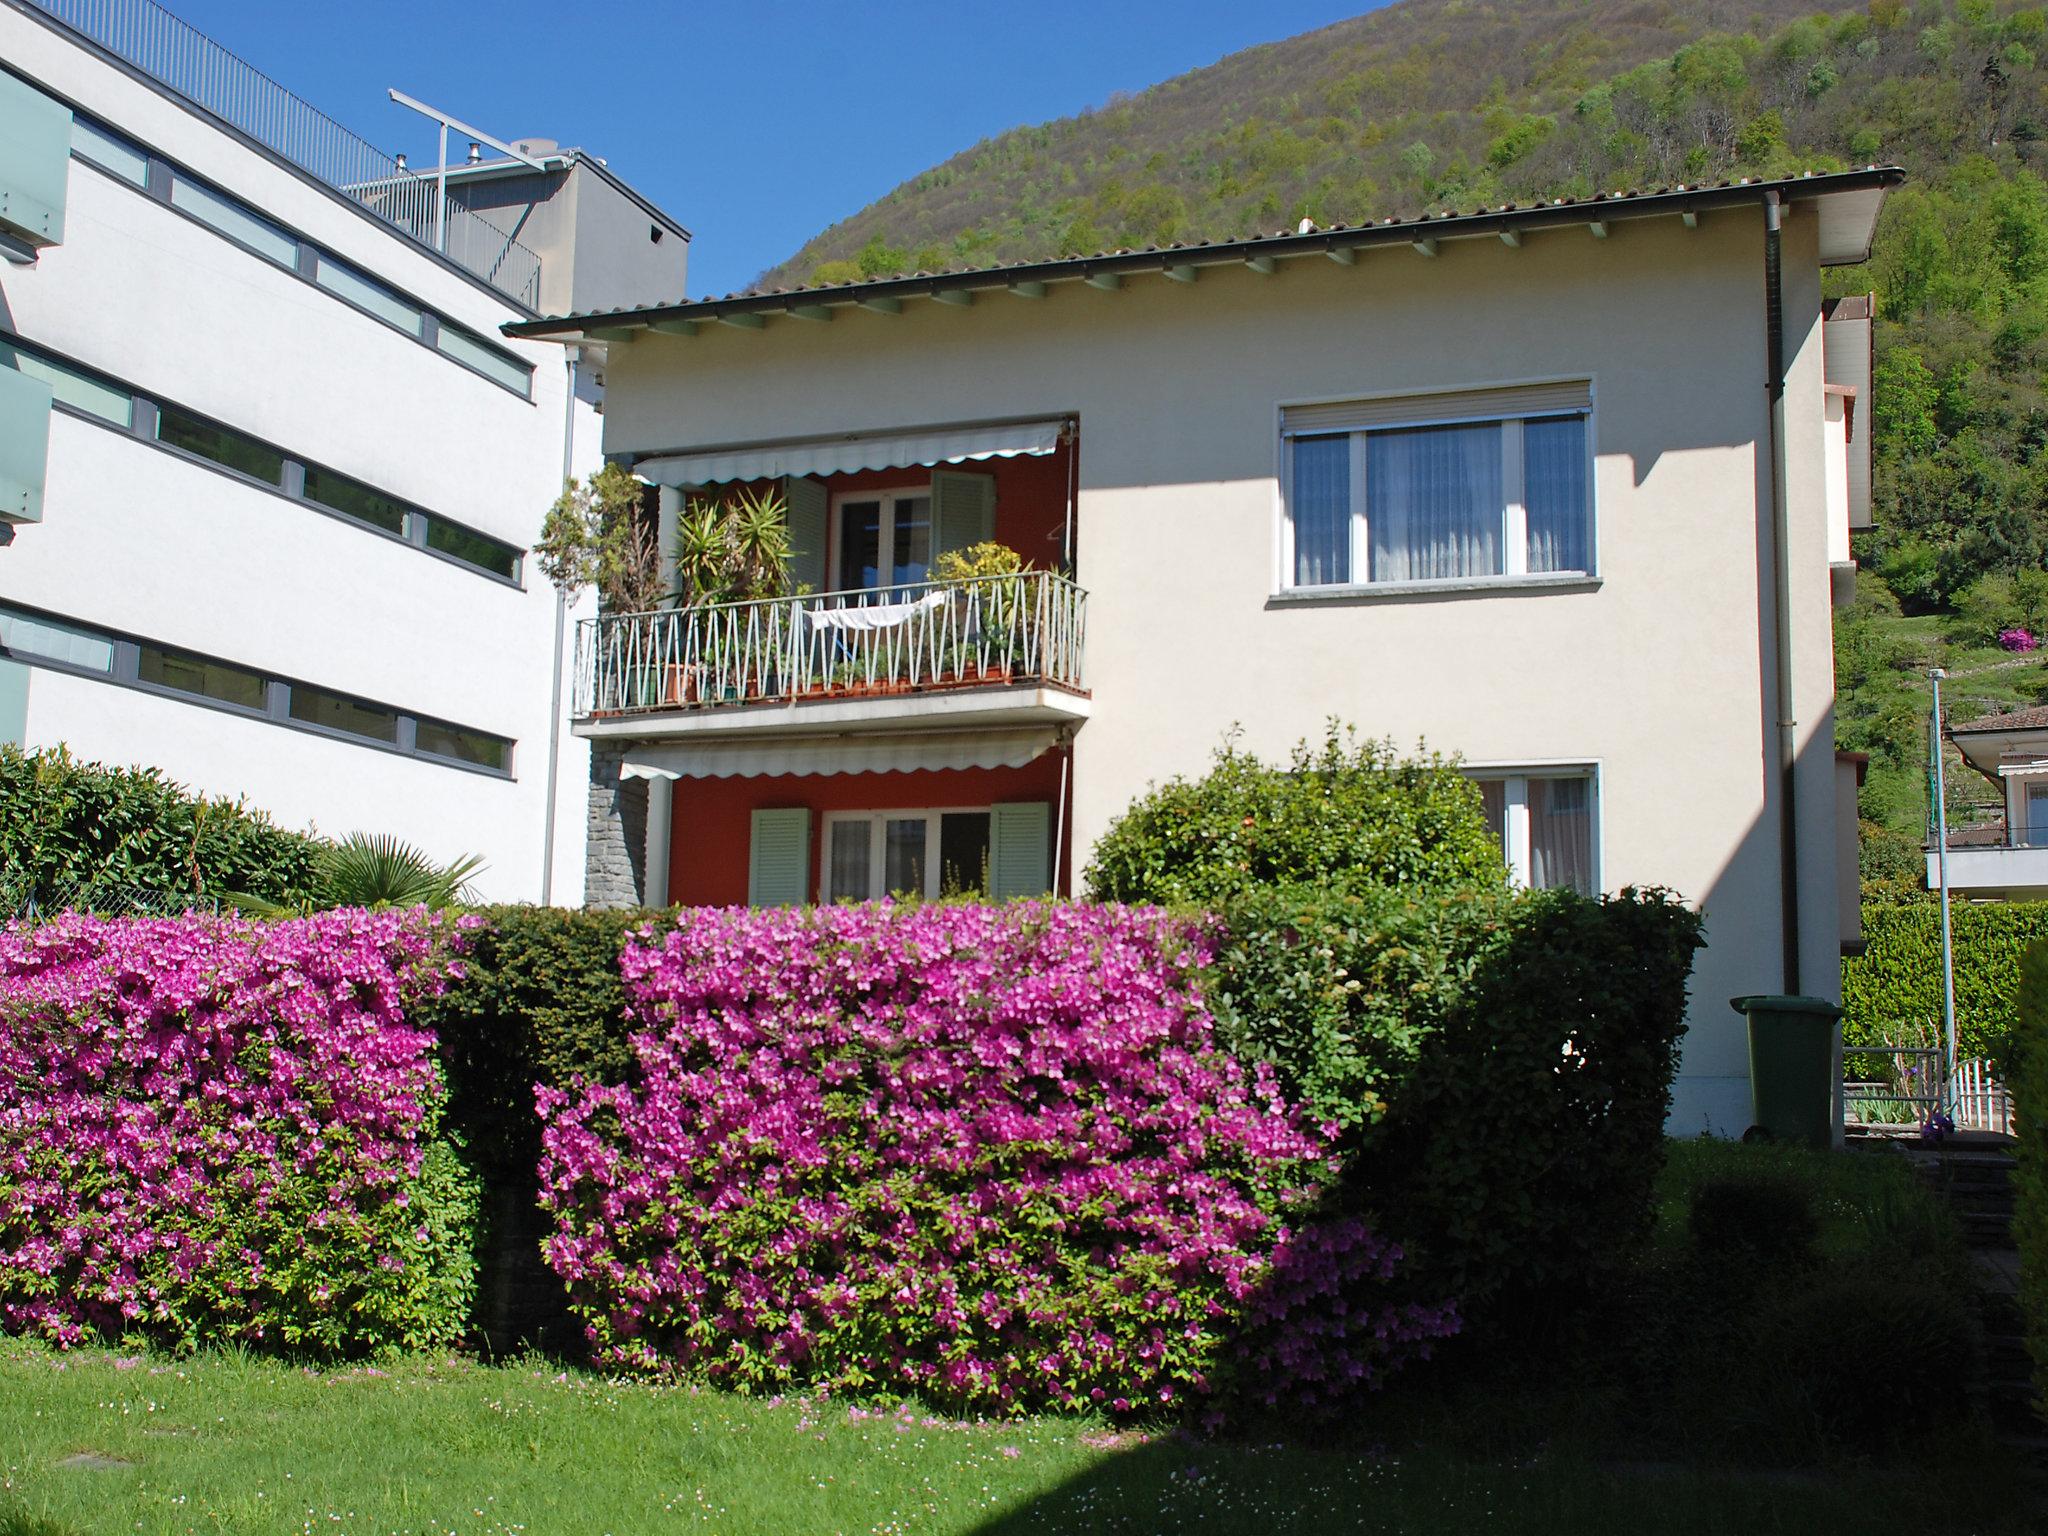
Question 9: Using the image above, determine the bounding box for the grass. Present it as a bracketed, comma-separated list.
[0, 1339, 2035, 1536]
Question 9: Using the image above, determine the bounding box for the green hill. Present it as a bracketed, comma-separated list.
[768, 0, 2048, 892]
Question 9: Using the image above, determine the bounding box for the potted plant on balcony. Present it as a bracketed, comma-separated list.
[934, 541, 1031, 684]
[538, 464, 671, 712]
[671, 487, 796, 705]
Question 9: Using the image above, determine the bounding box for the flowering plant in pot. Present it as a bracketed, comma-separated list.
[934, 540, 1030, 679]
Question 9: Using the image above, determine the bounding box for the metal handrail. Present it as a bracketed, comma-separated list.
[573, 572, 1089, 718]
[1929, 822, 2048, 850]
[28, 0, 543, 307]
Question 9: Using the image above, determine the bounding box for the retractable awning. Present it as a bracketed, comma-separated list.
[633, 418, 1064, 487]
[618, 725, 1063, 779]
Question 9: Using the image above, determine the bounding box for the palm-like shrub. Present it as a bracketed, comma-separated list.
[236, 833, 482, 915]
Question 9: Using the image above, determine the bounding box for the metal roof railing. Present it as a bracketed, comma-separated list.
[26, 0, 542, 307]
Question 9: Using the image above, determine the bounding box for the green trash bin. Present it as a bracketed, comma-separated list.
[1730, 994, 1842, 1148]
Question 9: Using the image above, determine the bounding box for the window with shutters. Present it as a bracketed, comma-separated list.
[1280, 382, 1594, 592]
[822, 809, 994, 900]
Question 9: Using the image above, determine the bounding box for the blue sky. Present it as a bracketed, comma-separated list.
[161, 0, 1388, 298]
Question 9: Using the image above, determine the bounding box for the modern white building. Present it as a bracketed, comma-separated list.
[0, 0, 688, 903]
[511, 169, 1894, 1135]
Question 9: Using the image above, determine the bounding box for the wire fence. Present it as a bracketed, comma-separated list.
[1, 873, 219, 925]
[26, 0, 543, 307]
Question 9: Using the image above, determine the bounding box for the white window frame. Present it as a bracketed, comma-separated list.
[820, 805, 993, 900]
[1463, 762, 1603, 893]
[1274, 383, 1598, 596]
[828, 484, 935, 596]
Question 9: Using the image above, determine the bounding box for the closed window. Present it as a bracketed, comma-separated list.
[1474, 769, 1597, 895]
[834, 490, 932, 593]
[0, 605, 113, 673]
[425, 519, 521, 581]
[1282, 386, 1593, 589]
[304, 465, 408, 537]
[167, 173, 298, 266]
[288, 684, 398, 744]
[415, 718, 511, 772]
[137, 644, 266, 711]
[824, 809, 992, 901]
[155, 405, 285, 485]
[314, 255, 424, 335]
[0, 340, 132, 428]
[70, 116, 147, 186]
[436, 324, 531, 396]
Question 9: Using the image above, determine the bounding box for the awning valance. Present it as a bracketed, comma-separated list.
[619, 725, 1062, 780]
[634, 419, 1064, 487]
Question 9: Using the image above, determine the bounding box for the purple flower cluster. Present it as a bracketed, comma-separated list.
[2000, 628, 2038, 653]
[537, 902, 1455, 1415]
[0, 910, 472, 1354]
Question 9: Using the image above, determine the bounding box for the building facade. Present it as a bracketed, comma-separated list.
[513, 170, 1894, 1134]
[0, 0, 687, 903]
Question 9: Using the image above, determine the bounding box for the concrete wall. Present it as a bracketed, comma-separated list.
[597, 203, 1848, 1134]
[0, 6, 600, 902]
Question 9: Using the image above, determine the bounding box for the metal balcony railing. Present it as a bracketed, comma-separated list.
[1930, 823, 2048, 851]
[574, 572, 1089, 719]
[28, 0, 543, 307]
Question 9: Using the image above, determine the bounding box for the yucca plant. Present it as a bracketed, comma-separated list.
[233, 833, 483, 915]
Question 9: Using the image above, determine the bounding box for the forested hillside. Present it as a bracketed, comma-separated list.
[770, 0, 2048, 892]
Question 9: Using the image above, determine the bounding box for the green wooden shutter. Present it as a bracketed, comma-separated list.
[783, 475, 828, 592]
[931, 469, 995, 560]
[0, 73, 71, 250]
[748, 808, 811, 907]
[0, 365, 52, 525]
[988, 801, 1051, 900]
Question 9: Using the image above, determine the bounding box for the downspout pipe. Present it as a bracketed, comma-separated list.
[539, 351, 577, 905]
[1764, 189, 1801, 993]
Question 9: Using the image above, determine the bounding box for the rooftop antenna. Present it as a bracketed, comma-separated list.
[386, 89, 549, 254]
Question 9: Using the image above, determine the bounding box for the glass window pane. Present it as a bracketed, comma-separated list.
[415, 718, 510, 771]
[437, 325, 531, 395]
[304, 465, 407, 536]
[0, 341, 132, 427]
[1367, 421, 1502, 582]
[1525, 415, 1590, 574]
[938, 812, 991, 897]
[156, 406, 285, 485]
[1476, 779, 1508, 867]
[1290, 434, 1350, 586]
[0, 608, 113, 672]
[70, 117, 147, 186]
[425, 519, 520, 580]
[1528, 777, 1594, 895]
[313, 256, 424, 334]
[893, 495, 932, 587]
[288, 684, 398, 744]
[837, 501, 882, 592]
[168, 174, 298, 266]
[137, 645, 266, 711]
[828, 819, 871, 902]
[884, 817, 928, 898]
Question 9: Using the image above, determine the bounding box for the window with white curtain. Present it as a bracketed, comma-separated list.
[1473, 769, 1598, 895]
[824, 809, 993, 901]
[1281, 385, 1593, 590]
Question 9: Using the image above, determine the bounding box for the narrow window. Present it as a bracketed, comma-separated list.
[303, 466, 408, 537]
[288, 684, 398, 744]
[424, 519, 521, 581]
[70, 117, 148, 186]
[137, 644, 266, 711]
[938, 811, 992, 896]
[1524, 416, 1590, 575]
[0, 340, 132, 428]
[167, 173, 298, 266]
[313, 255, 425, 336]
[436, 324, 532, 396]
[0, 606, 114, 672]
[414, 718, 511, 772]
[1290, 434, 1350, 586]
[827, 818, 871, 902]
[155, 405, 285, 485]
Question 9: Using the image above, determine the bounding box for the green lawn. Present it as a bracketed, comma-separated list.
[0, 1342, 2036, 1536]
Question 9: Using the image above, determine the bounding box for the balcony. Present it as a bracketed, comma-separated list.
[1926, 824, 2048, 900]
[571, 571, 1089, 758]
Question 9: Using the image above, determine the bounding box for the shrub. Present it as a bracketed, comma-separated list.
[0, 745, 320, 913]
[0, 910, 475, 1355]
[537, 903, 1457, 1416]
[1687, 1173, 1818, 1265]
[2014, 941, 2048, 1427]
[1083, 724, 1505, 907]
[1843, 901, 2048, 1066]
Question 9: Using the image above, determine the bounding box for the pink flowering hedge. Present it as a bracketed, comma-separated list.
[0, 910, 478, 1355]
[537, 902, 1455, 1416]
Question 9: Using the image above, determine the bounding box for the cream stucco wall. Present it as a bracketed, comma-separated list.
[599, 202, 1847, 1134]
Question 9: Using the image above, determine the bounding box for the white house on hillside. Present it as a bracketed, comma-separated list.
[509, 168, 1894, 1135]
[0, 0, 687, 903]
[1928, 705, 2048, 901]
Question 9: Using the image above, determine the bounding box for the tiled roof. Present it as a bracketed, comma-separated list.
[1950, 704, 2048, 734]
[504, 166, 1903, 339]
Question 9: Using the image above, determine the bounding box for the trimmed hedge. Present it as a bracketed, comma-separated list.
[0, 910, 475, 1355]
[536, 903, 1457, 1415]
[1211, 884, 1704, 1322]
[1842, 900, 2048, 1064]
[2015, 942, 2048, 1428]
[0, 744, 320, 912]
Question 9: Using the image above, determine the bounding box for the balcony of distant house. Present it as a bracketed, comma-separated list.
[1928, 704, 2048, 900]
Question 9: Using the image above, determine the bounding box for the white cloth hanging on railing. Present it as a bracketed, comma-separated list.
[800, 590, 949, 633]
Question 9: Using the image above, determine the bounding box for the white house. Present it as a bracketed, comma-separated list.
[1928, 705, 2048, 901]
[508, 169, 1894, 1135]
[0, 0, 688, 903]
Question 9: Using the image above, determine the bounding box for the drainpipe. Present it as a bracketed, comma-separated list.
[1763, 190, 1801, 993]
[539, 351, 577, 905]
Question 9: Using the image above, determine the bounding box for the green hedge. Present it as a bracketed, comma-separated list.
[2014, 943, 2048, 1429]
[1842, 901, 2048, 1064]
[0, 744, 319, 911]
[1210, 883, 1704, 1327]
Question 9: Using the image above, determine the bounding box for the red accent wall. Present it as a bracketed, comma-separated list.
[668, 752, 1074, 908]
